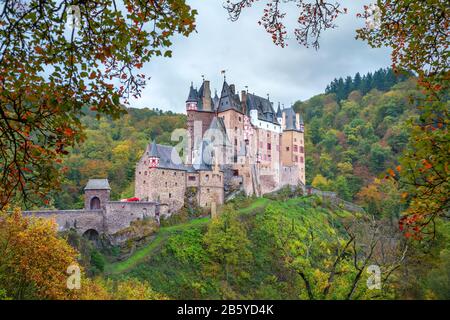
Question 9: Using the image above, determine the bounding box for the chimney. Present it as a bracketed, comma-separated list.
[229, 84, 235, 94]
[296, 113, 300, 130]
[241, 90, 247, 113]
[203, 80, 212, 111]
[282, 111, 286, 130]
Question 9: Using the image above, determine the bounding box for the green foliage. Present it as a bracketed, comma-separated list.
[110, 196, 405, 300]
[296, 74, 420, 207]
[325, 68, 411, 101]
[166, 228, 207, 266]
[90, 250, 106, 274]
[46, 108, 186, 209]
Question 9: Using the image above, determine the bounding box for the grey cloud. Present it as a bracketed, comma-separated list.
[130, 1, 391, 112]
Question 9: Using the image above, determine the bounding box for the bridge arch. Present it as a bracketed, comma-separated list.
[82, 228, 99, 241]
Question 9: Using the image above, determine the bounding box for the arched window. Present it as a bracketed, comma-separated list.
[90, 197, 101, 210]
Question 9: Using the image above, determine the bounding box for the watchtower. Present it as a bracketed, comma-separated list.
[84, 179, 111, 210]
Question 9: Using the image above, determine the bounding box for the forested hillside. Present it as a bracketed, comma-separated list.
[104, 194, 449, 300]
[49, 109, 186, 209]
[46, 68, 420, 217]
[295, 70, 421, 218]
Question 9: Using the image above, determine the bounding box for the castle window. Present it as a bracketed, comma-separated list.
[234, 138, 237, 146]
[238, 117, 241, 122]
[294, 138, 297, 142]
[162, 171, 164, 175]
[188, 176, 196, 181]
[175, 182, 178, 186]
[300, 157, 304, 163]
[233, 170, 239, 176]
[294, 155, 298, 162]
[144, 161, 147, 165]
[267, 133, 269, 138]
[286, 147, 290, 151]
[139, 171, 141, 175]
[144, 171, 147, 175]
[207, 189, 210, 193]
[165, 182, 168, 187]
[169, 193, 172, 198]
[205, 174, 209, 181]
[267, 143, 271, 150]
[294, 145, 298, 152]
[300, 146, 304, 153]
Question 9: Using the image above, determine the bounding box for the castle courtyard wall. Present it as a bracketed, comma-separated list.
[104, 201, 158, 234]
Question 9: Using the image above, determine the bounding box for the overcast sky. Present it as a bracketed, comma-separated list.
[129, 0, 391, 112]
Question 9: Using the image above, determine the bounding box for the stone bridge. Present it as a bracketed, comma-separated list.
[23, 200, 167, 239]
[22, 179, 169, 239]
[22, 209, 105, 236]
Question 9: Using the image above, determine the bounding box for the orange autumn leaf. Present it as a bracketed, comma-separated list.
[388, 168, 396, 177]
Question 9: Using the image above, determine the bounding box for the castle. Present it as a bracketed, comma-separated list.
[134, 77, 306, 214]
[23, 77, 306, 240]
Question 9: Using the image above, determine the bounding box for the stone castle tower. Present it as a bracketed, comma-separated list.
[134, 77, 306, 213]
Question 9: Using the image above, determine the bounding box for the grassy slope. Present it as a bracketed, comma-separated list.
[106, 197, 270, 275]
[105, 196, 352, 299]
[105, 217, 210, 275]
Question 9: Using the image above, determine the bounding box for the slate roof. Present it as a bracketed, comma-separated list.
[276, 103, 282, 118]
[207, 117, 232, 147]
[213, 90, 220, 110]
[186, 82, 198, 102]
[246, 93, 278, 124]
[145, 142, 187, 170]
[192, 140, 213, 171]
[85, 179, 111, 190]
[217, 81, 242, 113]
[185, 81, 214, 112]
[283, 107, 299, 131]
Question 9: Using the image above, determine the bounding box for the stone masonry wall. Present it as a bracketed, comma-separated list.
[84, 189, 110, 210]
[280, 165, 300, 187]
[198, 170, 224, 207]
[142, 168, 187, 214]
[22, 210, 105, 234]
[104, 201, 158, 234]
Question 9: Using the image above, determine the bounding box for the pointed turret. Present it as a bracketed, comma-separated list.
[276, 103, 282, 118]
[148, 140, 160, 168]
[186, 82, 198, 111]
[217, 79, 241, 113]
[276, 102, 282, 125]
[213, 89, 219, 110]
[299, 113, 305, 133]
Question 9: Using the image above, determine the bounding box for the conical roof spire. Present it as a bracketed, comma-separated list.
[276, 102, 282, 118]
[149, 140, 159, 157]
[186, 82, 198, 102]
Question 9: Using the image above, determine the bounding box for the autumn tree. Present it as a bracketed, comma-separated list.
[0, 207, 80, 299]
[0, 0, 197, 208]
[203, 205, 252, 298]
[262, 203, 408, 299]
